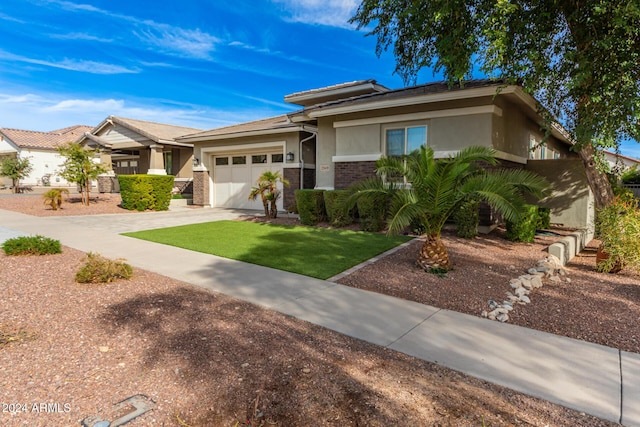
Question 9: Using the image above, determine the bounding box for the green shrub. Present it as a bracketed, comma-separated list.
[454, 199, 480, 238]
[2, 235, 61, 255]
[75, 252, 133, 283]
[295, 190, 326, 225]
[171, 193, 183, 199]
[118, 175, 174, 211]
[536, 207, 551, 229]
[356, 193, 388, 232]
[506, 204, 538, 242]
[323, 190, 353, 227]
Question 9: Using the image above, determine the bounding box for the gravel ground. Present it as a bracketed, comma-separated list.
[0, 194, 635, 425]
[0, 192, 134, 216]
[0, 248, 616, 427]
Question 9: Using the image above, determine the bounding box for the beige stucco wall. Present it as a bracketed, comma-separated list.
[429, 114, 492, 152]
[525, 159, 595, 230]
[316, 117, 337, 189]
[335, 124, 381, 156]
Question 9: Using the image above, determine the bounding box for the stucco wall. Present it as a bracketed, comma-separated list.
[429, 114, 492, 152]
[525, 159, 595, 230]
[316, 117, 336, 189]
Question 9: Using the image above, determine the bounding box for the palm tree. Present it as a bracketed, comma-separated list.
[346, 146, 550, 272]
[248, 170, 290, 219]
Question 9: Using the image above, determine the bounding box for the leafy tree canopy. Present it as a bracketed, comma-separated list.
[57, 142, 106, 205]
[0, 155, 33, 193]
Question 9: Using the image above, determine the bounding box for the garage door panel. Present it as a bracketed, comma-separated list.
[213, 152, 283, 211]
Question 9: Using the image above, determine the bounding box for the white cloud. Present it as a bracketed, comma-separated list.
[41, 0, 222, 60]
[0, 49, 139, 74]
[134, 25, 221, 60]
[49, 32, 114, 43]
[273, 0, 359, 28]
[44, 99, 125, 112]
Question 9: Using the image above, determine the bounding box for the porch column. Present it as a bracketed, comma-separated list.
[147, 144, 167, 175]
[193, 164, 210, 206]
[99, 148, 113, 171]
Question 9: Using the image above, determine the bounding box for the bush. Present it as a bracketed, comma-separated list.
[356, 193, 388, 232]
[595, 196, 640, 273]
[536, 207, 551, 229]
[75, 252, 133, 283]
[2, 235, 61, 255]
[118, 175, 174, 211]
[506, 204, 538, 242]
[295, 190, 326, 225]
[454, 199, 480, 238]
[323, 190, 353, 227]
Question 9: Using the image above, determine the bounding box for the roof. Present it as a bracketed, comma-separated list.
[101, 116, 202, 142]
[178, 115, 303, 142]
[604, 150, 640, 164]
[293, 79, 506, 117]
[0, 125, 93, 150]
[284, 79, 389, 107]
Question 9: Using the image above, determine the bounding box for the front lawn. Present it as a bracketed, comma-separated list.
[123, 220, 412, 279]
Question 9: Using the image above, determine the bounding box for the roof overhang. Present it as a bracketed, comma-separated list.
[178, 125, 305, 143]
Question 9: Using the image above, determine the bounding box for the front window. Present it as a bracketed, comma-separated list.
[386, 125, 427, 157]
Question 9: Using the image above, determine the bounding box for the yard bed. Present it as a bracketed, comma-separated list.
[122, 220, 412, 279]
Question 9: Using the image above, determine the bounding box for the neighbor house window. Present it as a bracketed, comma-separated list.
[386, 126, 427, 157]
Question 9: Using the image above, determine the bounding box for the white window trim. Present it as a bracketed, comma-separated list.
[384, 125, 428, 157]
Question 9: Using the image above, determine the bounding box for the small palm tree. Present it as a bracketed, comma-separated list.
[42, 188, 70, 210]
[346, 146, 550, 272]
[248, 170, 290, 219]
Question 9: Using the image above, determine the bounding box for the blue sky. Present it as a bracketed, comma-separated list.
[1, 0, 638, 158]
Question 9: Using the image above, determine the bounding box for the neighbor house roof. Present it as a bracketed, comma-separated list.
[0, 125, 93, 150]
[177, 115, 304, 143]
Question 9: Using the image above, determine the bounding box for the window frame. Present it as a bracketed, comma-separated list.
[384, 124, 428, 157]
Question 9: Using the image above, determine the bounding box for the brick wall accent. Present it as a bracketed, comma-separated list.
[193, 169, 210, 206]
[283, 168, 299, 210]
[303, 168, 315, 189]
[334, 161, 377, 189]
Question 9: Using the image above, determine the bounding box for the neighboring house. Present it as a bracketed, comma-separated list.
[77, 116, 201, 192]
[0, 125, 92, 187]
[603, 150, 640, 173]
[183, 79, 594, 230]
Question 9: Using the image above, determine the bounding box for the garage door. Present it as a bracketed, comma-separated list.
[213, 152, 284, 210]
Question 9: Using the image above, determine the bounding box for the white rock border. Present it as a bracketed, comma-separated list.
[481, 254, 568, 322]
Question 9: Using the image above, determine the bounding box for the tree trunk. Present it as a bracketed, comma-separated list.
[12, 178, 19, 194]
[577, 143, 614, 208]
[417, 234, 451, 272]
[270, 199, 278, 218]
[261, 196, 269, 218]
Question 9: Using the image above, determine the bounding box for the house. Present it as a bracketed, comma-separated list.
[0, 125, 92, 187]
[183, 79, 594, 230]
[603, 150, 640, 173]
[77, 116, 201, 192]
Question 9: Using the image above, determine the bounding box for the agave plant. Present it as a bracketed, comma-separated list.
[248, 170, 290, 219]
[346, 145, 550, 272]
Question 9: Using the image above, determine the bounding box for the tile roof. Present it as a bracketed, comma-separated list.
[0, 125, 93, 150]
[108, 116, 202, 142]
[178, 115, 300, 140]
[295, 79, 506, 115]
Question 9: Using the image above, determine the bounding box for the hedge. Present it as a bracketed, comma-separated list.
[323, 190, 353, 227]
[536, 207, 551, 229]
[118, 174, 174, 211]
[356, 194, 388, 232]
[295, 189, 326, 225]
[506, 204, 539, 243]
[454, 199, 480, 239]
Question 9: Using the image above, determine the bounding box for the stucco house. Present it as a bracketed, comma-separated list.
[77, 116, 201, 192]
[0, 125, 92, 188]
[183, 79, 593, 230]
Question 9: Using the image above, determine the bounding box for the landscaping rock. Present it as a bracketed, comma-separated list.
[519, 295, 531, 304]
[496, 313, 509, 322]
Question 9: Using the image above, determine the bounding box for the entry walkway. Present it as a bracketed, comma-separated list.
[0, 208, 638, 426]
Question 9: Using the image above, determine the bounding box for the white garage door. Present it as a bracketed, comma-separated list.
[213, 152, 284, 210]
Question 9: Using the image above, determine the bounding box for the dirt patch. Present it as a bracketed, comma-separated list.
[0, 248, 615, 426]
[0, 192, 137, 216]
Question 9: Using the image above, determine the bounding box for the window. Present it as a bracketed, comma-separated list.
[215, 157, 229, 166]
[386, 126, 427, 156]
[251, 154, 267, 164]
[271, 153, 283, 163]
[529, 135, 542, 159]
[129, 160, 138, 167]
[232, 156, 246, 165]
[163, 152, 172, 175]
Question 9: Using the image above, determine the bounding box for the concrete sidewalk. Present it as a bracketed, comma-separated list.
[1, 208, 638, 426]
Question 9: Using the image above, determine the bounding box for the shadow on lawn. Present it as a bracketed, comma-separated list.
[100, 286, 535, 426]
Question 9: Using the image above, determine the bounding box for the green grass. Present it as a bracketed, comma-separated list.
[123, 220, 412, 279]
